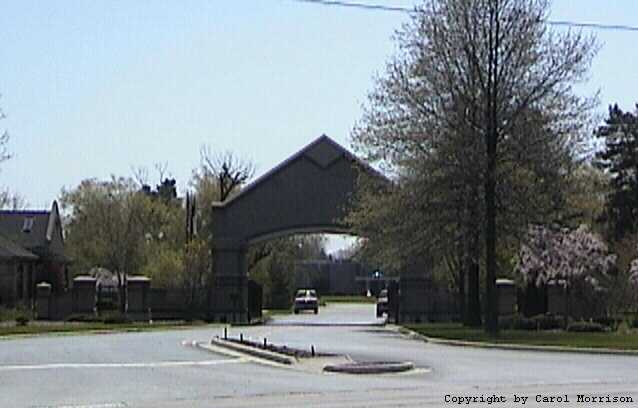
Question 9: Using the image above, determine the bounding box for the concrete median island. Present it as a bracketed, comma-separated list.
[204, 332, 416, 374]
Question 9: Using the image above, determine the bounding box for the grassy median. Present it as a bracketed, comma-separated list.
[405, 323, 638, 351]
[0, 320, 214, 338]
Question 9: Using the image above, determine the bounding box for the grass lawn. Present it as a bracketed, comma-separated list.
[0, 320, 214, 338]
[262, 309, 292, 318]
[405, 323, 638, 351]
[322, 295, 376, 304]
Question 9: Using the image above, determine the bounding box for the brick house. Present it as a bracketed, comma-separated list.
[0, 201, 69, 306]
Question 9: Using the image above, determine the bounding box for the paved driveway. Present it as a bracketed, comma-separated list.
[267, 301, 385, 326]
[2, 304, 638, 407]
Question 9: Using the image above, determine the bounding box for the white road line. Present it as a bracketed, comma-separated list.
[32, 403, 127, 408]
[0, 358, 244, 371]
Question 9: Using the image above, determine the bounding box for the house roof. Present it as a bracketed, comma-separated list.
[0, 201, 60, 252]
[0, 211, 49, 249]
[0, 201, 69, 263]
[0, 233, 38, 261]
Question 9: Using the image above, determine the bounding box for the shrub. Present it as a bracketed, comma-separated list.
[96, 300, 117, 312]
[101, 313, 131, 324]
[593, 317, 621, 330]
[65, 314, 99, 323]
[498, 315, 517, 330]
[498, 315, 535, 330]
[567, 321, 609, 333]
[15, 314, 30, 326]
[616, 320, 632, 334]
[0, 307, 14, 321]
[499, 314, 564, 330]
[515, 317, 538, 330]
[530, 314, 563, 330]
[0, 306, 30, 322]
[1, 307, 32, 325]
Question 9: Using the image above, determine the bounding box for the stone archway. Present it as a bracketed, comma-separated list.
[210, 135, 383, 322]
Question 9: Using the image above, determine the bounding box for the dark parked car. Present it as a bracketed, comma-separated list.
[293, 289, 319, 314]
[376, 289, 388, 317]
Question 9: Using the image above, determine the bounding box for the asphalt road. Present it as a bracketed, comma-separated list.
[2, 304, 638, 407]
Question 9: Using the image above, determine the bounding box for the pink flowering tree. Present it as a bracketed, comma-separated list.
[517, 224, 616, 325]
[628, 257, 638, 306]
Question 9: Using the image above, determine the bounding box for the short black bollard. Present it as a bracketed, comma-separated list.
[240, 333, 243, 343]
[311, 345, 315, 357]
[224, 327, 227, 340]
[263, 338, 267, 348]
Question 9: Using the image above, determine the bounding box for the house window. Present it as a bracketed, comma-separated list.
[22, 217, 34, 233]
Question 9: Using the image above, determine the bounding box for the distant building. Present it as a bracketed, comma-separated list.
[294, 259, 389, 295]
[0, 201, 69, 306]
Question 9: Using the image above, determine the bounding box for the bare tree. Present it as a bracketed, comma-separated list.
[0, 102, 21, 210]
[154, 162, 169, 183]
[131, 166, 150, 188]
[0, 104, 10, 166]
[198, 146, 255, 202]
[0, 188, 27, 210]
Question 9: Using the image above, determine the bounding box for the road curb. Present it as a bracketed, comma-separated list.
[393, 325, 430, 342]
[207, 337, 296, 365]
[324, 361, 414, 374]
[396, 326, 638, 356]
[266, 322, 386, 327]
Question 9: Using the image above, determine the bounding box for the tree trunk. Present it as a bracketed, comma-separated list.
[484, 0, 500, 335]
[465, 188, 482, 327]
[465, 260, 482, 327]
[485, 152, 498, 334]
[564, 281, 570, 329]
[458, 264, 466, 324]
[119, 279, 127, 315]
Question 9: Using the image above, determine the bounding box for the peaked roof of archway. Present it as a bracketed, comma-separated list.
[214, 134, 385, 208]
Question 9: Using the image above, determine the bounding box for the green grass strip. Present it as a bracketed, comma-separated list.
[405, 323, 638, 350]
[0, 321, 216, 339]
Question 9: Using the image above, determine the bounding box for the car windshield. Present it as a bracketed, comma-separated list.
[379, 289, 388, 297]
[296, 290, 308, 297]
[309, 290, 317, 297]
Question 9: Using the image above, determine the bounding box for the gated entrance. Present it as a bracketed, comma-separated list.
[210, 135, 383, 322]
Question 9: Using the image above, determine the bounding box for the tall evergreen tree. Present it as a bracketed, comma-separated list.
[595, 104, 638, 240]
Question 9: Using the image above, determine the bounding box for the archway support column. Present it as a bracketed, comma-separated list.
[209, 239, 248, 323]
[208, 136, 387, 324]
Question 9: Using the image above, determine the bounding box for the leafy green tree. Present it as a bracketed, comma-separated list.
[61, 177, 156, 312]
[141, 247, 183, 288]
[562, 164, 608, 229]
[350, 0, 597, 333]
[248, 235, 328, 309]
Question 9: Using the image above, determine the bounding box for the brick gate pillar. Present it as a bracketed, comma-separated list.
[36, 282, 52, 320]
